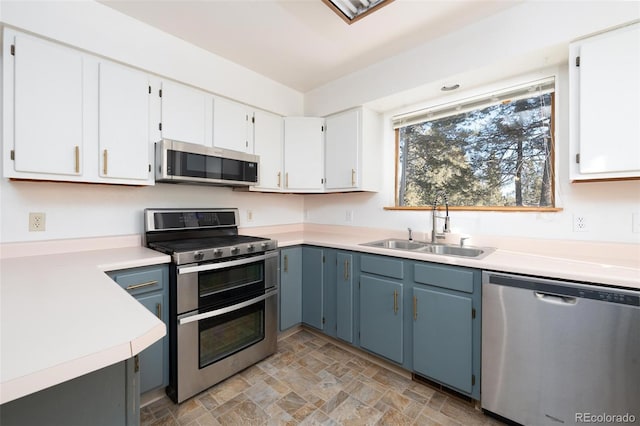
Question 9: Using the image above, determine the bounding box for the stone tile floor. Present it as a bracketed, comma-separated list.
[142, 329, 504, 425]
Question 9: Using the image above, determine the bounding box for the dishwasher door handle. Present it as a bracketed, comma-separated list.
[534, 291, 577, 305]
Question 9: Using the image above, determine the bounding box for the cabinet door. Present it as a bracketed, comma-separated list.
[360, 275, 403, 363]
[302, 247, 324, 330]
[213, 97, 252, 152]
[161, 81, 211, 146]
[574, 23, 640, 178]
[336, 252, 353, 343]
[253, 110, 284, 190]
[325, 109, 359, 190]
[413, 286, 473, 394]
[135, 292, 166, 394]
[108, 265, 168, 394]
[11, 33, 83, 176]
[98, 61, 151, 181]
[280, 248, 302, 331]
[283, 117, 324, 191]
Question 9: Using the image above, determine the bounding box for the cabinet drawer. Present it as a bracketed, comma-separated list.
[413, 263, 474, 293]
[109, 266, 165, 296]
[361, 255, 404, 279]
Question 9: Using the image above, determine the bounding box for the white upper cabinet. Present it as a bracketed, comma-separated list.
[2, 29, 154, 185]
[283, 117, 325, 192]
[6, 32, 84, 177]
[325, 109, 359, 190]
[324, 107, 382, 192]
[252, 110, 284, 191]
[160, 81, 212, 147]
[570, 23, 640, 181]
[213, 97, 253, 153]
[98, 62, 152, 182]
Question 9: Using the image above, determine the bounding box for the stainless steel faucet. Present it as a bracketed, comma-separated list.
[407, 227, 413, 241]
[431, 191, 450, 243]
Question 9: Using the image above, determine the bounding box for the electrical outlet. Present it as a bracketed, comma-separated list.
[246, 210, 253, 222]
[633, 212, 640, 233]
[29, 212, 46, 232]
[345, 210, 353, 222]
[572, 214, 588, 232]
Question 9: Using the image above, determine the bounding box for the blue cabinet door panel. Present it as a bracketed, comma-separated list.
[302, 247, 324, 330]
[136, 292, 166, 393]
[413, 286, 473, 394]
[360, 255, 404, 279]
[360, 275, 403, 363]
[413, 263, 474, 293]
[280, 248, 302, 331]
[336, 252, 353, 343]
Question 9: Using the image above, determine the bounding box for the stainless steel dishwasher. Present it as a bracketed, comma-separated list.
[482, 271, 639, 426]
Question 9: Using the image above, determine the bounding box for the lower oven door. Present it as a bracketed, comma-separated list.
[172, 289, 277, 403]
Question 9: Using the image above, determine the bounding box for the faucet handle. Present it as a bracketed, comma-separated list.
[460, 237, 470, 247]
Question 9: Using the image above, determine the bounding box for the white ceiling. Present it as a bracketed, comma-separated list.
[98, 0, 520, 93]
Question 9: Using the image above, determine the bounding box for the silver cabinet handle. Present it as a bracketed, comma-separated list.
[125, 280, 158, 291]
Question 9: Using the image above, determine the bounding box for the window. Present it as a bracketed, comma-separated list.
[394, 78, 556, 210]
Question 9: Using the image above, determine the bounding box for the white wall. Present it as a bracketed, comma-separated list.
[0, 179, 303, 242]
[303, 2, 640, 245]
[0, 0, 306, 243]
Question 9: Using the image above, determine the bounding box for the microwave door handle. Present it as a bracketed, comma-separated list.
[178, 289, 278, 325]
[177, 251, 277, 274]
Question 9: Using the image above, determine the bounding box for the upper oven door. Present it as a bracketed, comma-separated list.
[176, 250, 278, 314]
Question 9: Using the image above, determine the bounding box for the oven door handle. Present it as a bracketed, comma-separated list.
[178, 289, 277, 325]
[177, 251, 277, 275]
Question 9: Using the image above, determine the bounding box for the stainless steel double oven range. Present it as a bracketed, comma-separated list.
[144, 208, 278, 403]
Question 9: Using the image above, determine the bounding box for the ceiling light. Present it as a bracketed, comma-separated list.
[322, 0, 394, 24]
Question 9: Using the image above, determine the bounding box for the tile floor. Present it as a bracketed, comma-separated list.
[141, 329, 503, 426]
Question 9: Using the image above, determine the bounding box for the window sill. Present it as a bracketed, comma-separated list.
[384, 206, 564, 212]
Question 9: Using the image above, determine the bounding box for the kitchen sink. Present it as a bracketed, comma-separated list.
[360, 238, 495, 259]
[364, 239, 426, 250]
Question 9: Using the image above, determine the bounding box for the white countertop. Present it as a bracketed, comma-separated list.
[1, 227, 637, 405]
[246, 225, 640, 290]
[0, 242, 170, 405]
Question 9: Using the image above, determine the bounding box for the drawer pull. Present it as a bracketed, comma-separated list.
[344, 260, 349, 281]
[125, 280, 158, 291]
[74, 146, 80, 173]
[156, 303, 162, 319]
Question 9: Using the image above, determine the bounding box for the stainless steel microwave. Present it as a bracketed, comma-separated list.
[155, 139, 259, 187]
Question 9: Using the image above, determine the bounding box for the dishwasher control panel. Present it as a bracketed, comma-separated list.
[487, 273, 639, 306]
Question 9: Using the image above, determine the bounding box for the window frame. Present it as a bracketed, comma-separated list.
[388, 75, 562, 212]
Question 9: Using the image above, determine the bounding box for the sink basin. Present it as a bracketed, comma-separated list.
[415, 244, 486, 257]
[360, 238, 494, 259]
[364, 239, 426, 250]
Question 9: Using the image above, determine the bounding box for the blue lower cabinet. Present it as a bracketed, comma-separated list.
[135, 292, 166, 392]
[107, 265, 169, 395]
[280, 247, 303, 331]
[0, 358, 139, 426]
[410, 261, 481, 399]
[360, 275, 403, 364]
[336, 252, 354, 343]
[302, 246, 324, 330]
[413, 286, 473, 393]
